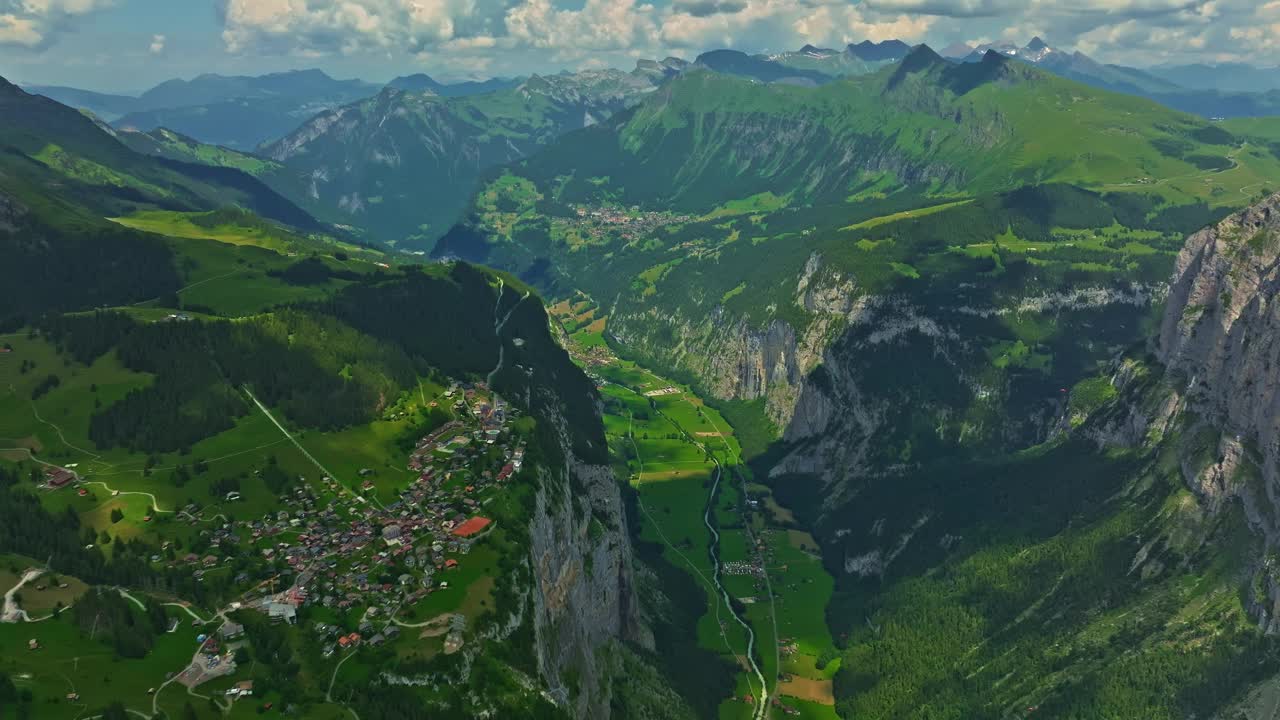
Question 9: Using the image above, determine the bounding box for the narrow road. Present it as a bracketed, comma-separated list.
[327, 649, 358, 703]
[30, 397, 101, 460]
[82, 482, 169, 514]
[133, 270, 245, 307]
[120, 591, 210, 625]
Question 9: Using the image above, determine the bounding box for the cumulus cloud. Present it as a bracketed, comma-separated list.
[1226, 0, 1280, 55]
[218, 0, 506, 56]
[210, 0, 1280, 68]
[670, 0, 749, 19]
[505, 0, 660, 52]
[0, 0, 110, 49]
[214, 0, 935, 59]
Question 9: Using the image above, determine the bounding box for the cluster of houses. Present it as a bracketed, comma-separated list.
[723, 559, 766, 579]
[568, 205, 692, 242]
[184, 384, 527, 658]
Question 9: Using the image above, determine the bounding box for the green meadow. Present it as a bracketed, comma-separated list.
[0, 605, 198, 719]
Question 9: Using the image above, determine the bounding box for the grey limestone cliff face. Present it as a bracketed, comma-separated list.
[527, 451, 647, 718]
[609, 253, 865, 432]
[1159, 194, 1280, 521]
[380, 441, 647, 717]
[1154, 193, 1280, 632]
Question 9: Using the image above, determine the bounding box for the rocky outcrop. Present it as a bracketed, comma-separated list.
[1159, 193, 1280, 526]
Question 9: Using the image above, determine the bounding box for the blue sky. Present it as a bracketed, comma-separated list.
[1, 0, 1276, 93]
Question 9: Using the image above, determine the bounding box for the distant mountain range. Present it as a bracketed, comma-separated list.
[386, 73, 522, 96]
[442, 46, 1247, 234]
[35, 39, 1280, 248]
[25, 69, 536, 151]
[953, 37, 1280, 118]
[1151, 62, 1280, 94]
[27, 40, 1280, 155]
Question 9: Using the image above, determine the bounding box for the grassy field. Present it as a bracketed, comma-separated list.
[1, 605, 198, 719]
[112, 209, 382, 261]
[106, 207, 392, 318]
[162, 237, 351, 317]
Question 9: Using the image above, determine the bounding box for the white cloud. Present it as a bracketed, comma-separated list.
[218, 0, 501, 56]
[209, 0, 1280, 68]
[659, 0, 932, 51]
[0, 0, 109, 49]
[505, 0, 660, 52]
[0, 13, 42, 46]
[149, 33, 165, 55]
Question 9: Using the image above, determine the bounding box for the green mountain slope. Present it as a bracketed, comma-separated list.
[827, 368, 1273, 719]
[0, 76, 319, 230]
[0, 255, 671, 718]
[817, 193, 1280, 719]
[0, 76, 353, 326]
[259, 67, 675, 246]
[116, 127, 284, 175]
[455, 48, 1265, 220]
[0, 80, 692, 714]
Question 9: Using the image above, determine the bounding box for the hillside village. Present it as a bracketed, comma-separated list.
[29, 381, 526, 691]
[222, 384, 519, 651]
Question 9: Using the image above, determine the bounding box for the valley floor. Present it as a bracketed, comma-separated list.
[551, 299, 840, 720]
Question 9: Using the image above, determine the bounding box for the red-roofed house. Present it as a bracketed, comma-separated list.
[451, 517, 492, 538]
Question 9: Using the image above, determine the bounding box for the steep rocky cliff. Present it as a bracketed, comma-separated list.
[526, 448, 647, 717]
[1159, 192, 1280, 510]
[1155, 193, 1280, 632]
